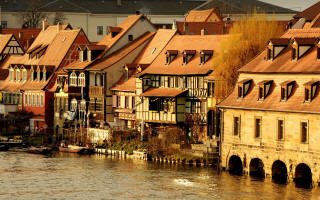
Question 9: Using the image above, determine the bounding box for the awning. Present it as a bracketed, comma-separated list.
[141, 88, 187, 97]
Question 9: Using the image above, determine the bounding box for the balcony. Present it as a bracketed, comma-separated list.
[89, 86, 104, 97]
[185, 113, 207, 125]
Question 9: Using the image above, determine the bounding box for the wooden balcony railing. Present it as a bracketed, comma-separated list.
[89, 86, 104, 97]
[185, 113, 207, 125]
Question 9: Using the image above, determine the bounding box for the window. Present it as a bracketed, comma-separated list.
[70, 71, 77, 86]
[132, 96, 135, 109]
[208, 82, 215, 97]
[16, 69, 20, 81]
[233, 116, 240, 136]
[37, 69, 41, 81]
[78, 72, 85, 87]
[301, 122, 308, 143]
[125, 96, 129, 108]
[160, 76, 165, 87]
[255, 117, 261, 138]
[258, 80, 273, 100]
[168, 77, 174, 88]
[106, 26, 109, 34]
[165, 50, 178, 65]
[1, 21, 7, 28]
[277, 119, 284, 140]
[97, 26, 103, 35]
[182, 50, 195, 65]
[22, 69, 27, 82]
[31, 68, 34, 81]
[128, 34, 133, 41]
[117, 96, 120, 108]
[280, 81, 295, 101]
[36, 94, 39, 106]
[149, 98, 165, 111]
[200, 50, 213, 65]
[71, 98, 77, 111]
[28, 94, 31, 106]
[9, 68, 13, 81]
[40, 94, 44, 107]
[238, 79, 252, 98]
[32, 94, 35, 106]
[304, 81, 318, 102]
[24, 94, 27, 106]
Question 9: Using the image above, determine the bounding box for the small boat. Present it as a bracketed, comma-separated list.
[0, 145, 9, 151]
[59, 144, 86, 153]
[27, 146, 52, 155]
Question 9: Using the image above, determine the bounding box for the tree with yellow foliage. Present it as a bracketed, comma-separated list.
[213, 12, 286, 101]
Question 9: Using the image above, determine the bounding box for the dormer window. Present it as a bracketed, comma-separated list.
[291, 38, 316, 60]
[9, 67, 13, 82]
[200, 50, 213, 65]
[182, 50, 196, 65]
[128, 34, 133, 41]
[304, 80, 319, 103]
[280, 81, 295, 101]
[16, 68, 20, 82]
[165, 50, 178, 65]
[22, 67, 27, 82]
[43, 66, 46, 82]
[108, 26, 121, 38]
[258, 80, 273, 100]
[70, 71, 77, 86]
[291, 47, 297, 60]
[78, 72, 85, 87]
[267, 38, 289, 60]
[238, 79, 252, 98]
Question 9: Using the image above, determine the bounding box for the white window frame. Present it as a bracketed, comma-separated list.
[32, 94, 35, 106]
[40, 94, 44, 107]
[78, 72, 85, 87]
[36, 94, 39, 106]
[70, 71, 77, 86]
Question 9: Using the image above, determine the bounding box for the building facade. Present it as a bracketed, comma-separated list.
[218, 26, 320, 188]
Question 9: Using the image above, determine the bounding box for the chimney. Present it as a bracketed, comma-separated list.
[136, 10, 140, 15]
[172, 20, 177, 30]
[42, 19, 49, 31]
[116, 0, 121, 6]
[18, 31, 23, 39]
[57, 22, 60, 33]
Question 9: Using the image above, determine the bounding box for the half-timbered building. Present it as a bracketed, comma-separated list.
[136, 34, 227, 142]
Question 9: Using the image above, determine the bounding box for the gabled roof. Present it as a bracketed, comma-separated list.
[239, 28, 320, 74]
[310, 13, 320, 28]
[185, 9, 222, 22]
[0, 34, 14, 54]
[1, 28, 41, 49]
[98, 14, 146, 47]
[140, 34, 227, 76]
[293, 1, 320, 21]
[133, 29, 177, 64]
[88, 32, 155, 71]
[195, 0, 296, 14]
[3, 25, 81, 69]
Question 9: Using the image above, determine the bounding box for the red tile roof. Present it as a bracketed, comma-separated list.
[141, 34, 228, 76]
[141, 88, 187, 97]
[176, 21, 233, 35]
[185, 9, 222, 22]
[88, 32, 155, 70]
[310, 13, 320, 28]
[1, 28, 41, 49]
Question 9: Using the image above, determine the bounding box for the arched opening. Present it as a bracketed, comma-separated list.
[249, 158, 265, 178]
[228, 155, 243, 175]
[272, 160, 287, 184]
[294, 163, 312, 188]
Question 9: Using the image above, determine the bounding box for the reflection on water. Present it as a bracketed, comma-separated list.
[0, 152, 319, 200]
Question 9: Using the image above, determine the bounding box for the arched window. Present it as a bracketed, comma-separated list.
[78, 72, 85, 87]
[70, 71, 77, 86]
[37, 66, 41, 82]
[43, 66, 47, 82]
[71, 98, 77, 111]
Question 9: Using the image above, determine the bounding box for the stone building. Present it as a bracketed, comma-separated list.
[218, 25, 320, 188]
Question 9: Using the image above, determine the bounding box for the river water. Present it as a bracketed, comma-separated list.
[0, 152, 320, 200]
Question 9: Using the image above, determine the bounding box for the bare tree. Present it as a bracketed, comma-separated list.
[22, 5, 47, 28]
[54, 12, 67, 25]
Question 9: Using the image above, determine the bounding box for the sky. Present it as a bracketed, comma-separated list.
[259, 0, 319, 11]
